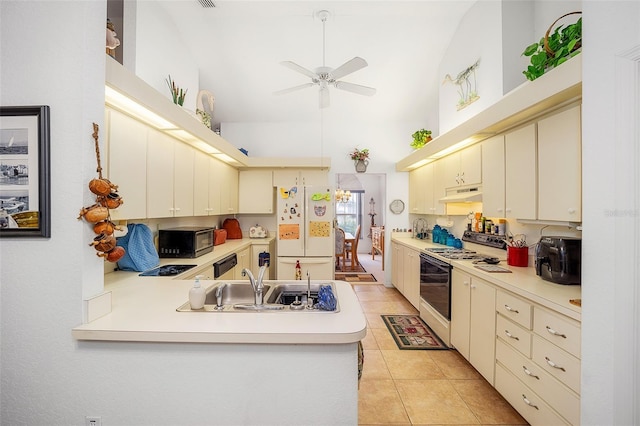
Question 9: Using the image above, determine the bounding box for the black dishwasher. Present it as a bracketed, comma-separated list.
[213, 253, 238, 279]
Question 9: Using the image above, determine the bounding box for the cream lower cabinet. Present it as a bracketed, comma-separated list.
[250, 240, 275, 279]
[239, 170, 274, 214]
[450, 269, 496, 384]
[402, 246, 420, 309]
[495, 289, 580, 425]
[391, 242, 404, 293]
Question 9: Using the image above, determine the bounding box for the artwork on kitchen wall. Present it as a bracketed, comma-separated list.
[0, 106, 51, 237]
[442, 58, 480, 111]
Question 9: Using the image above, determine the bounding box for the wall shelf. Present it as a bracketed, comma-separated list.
[396, 56, 582, 172]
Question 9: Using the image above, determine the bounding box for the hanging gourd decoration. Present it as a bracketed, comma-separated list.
[78, 123, 126, 262]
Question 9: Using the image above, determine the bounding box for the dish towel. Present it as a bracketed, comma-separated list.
[116, 223, 159, 272]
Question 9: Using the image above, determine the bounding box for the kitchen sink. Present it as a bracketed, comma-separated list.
[176, 281, 339, 313]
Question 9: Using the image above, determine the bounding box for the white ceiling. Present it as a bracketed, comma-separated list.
[157, 1, 476, 126]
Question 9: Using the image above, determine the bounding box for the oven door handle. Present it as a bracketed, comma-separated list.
[420, 253, 451, 269]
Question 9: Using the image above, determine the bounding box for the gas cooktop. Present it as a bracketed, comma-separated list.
[139, 264, 197, 276]
[424, 248, 491, 260]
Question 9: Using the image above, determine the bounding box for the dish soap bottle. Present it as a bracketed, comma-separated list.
[189, 275, 206, 310]
[295, 260, 302, 280]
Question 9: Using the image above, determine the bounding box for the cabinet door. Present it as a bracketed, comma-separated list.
[146, 129, 175, 218]
[193, 150, 211, 216]
[505, 123, 537, 220]
[220, 163, 239, 214]
[408, 166, 427, 214]
[239, 170, 274, 214]
[460, 143, 482, 186]
[482, 135, 506, 218]
[451, 269, 471, 360]
[537, 105, 581, 221]
[441, 152, 461, 189]
[208, 158, 223, 215]
[469, 277, 497, 384]
[431, 161, 447, 215]
[173, 141, 194, 217]
[300, 170, 328, 186]
[250, 244, 270, 277]
[106, 108, 147, 220]
[404, 248, 421, 309]
[391, 242, 404, 293]
[233, 247, 251, 279]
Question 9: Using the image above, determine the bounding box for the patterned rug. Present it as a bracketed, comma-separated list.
[334, 272, 377, 282]
[381, 315, 448, 350]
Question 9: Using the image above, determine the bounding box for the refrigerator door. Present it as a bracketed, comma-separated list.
[305, 186, 334, 257]
[276, 257, 335, 280]
[276, 184, 305, 257]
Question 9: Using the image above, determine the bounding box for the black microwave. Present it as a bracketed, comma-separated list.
[158, 227, 215, 258]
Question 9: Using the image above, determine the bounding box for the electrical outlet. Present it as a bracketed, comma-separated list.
[85, 416, 101, 426]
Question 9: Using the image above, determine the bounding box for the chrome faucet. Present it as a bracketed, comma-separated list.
[242, 263, 268, 306]
[214, 283, 227, 310]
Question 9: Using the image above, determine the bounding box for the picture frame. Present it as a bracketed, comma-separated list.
[0, 105, 51, 238]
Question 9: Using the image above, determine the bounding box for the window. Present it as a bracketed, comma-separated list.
[336, 190, 363, 237]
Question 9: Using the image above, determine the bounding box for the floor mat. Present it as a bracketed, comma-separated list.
[381, 314, 449, 350]
[335, 263, 366, 273]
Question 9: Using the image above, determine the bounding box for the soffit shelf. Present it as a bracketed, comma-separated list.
[396, 56, 582, 172]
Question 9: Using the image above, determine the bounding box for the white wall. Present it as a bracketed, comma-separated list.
[581, 1, 640, 424]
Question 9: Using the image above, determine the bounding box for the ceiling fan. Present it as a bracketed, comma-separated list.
[274, 10, 376, 108]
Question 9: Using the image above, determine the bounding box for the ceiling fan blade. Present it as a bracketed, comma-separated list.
[273, 83, 314, 96]
[319, 86, 330, 109]
[280, 61, 318, 79]
[331, 57, 368, 80]
[334, 81, 377, 96]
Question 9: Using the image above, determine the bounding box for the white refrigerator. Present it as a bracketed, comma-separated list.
[276, 184, 335, 280]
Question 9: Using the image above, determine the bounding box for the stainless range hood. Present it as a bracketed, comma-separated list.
[439, 187, 482, 203]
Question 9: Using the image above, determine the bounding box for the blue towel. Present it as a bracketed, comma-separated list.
[116, 223, 159, 272]
[316, 285, 337, 311]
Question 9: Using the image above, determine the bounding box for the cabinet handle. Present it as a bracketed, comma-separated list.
[463, 280, 470, 286]
[544, 356, 566, 372]
[470, 284, 476, 289]
[175, 207, 181, 212]
[545, 326, 567, 338]
[522, 394, 539, 410]
[504, 330, 519, 341]
[522, 366, 540, 380]
[504, 304, 519, 314]
[568, 208, 576, 214]
[460, 172, 465, 183]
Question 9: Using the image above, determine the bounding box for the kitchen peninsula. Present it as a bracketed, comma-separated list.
[73, 237, 366, 424]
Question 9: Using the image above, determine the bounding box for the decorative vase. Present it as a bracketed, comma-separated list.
[354, 159, 368, 173]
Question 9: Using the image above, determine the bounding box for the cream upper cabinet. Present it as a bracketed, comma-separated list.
[430, 161, 447, 214]
[146, 129, 194, 218]
[193, 150, 213, 216]
[105, 108, 147, 220]
[408, 166, 428, 214]
[219, 162, 239, 215]
[450, 269, 496, 384]
[442, 144, 482, 188]
[273, 169, 328, 187]
[537, 105, 581, 222]
[239, 170, 274, 214]
[505, 123, 537, 220]
[481, 135, 506, 218]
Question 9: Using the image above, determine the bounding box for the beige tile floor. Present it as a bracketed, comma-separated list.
[354, 283, 528, 426]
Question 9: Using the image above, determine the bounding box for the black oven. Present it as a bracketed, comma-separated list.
[419, 253, 452, 320]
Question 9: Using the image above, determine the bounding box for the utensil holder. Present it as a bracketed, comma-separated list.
[507, 246, 529, 267]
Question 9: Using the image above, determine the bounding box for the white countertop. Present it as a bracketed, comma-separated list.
[392, 235, 582, 321]
[75, 238, 367, 344]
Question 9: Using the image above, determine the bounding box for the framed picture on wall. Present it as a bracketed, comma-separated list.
[0, 105, 51, 238]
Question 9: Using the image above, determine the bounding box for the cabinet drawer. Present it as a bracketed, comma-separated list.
[497, 314, 532, 357]
[532, 335, 581, 394]
[497, 291, 532, 329]
[533, 307, 581, 359]
[496, 339, 580, 425]
[495, 363, 570, 426]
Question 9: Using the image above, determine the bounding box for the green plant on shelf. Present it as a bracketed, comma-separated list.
[166, 74, 187, 106]
[411, 129, 432, 149]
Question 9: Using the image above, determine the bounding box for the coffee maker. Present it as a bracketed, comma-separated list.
[535, 237, 581, 285]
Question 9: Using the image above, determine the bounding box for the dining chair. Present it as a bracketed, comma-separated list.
[348, 225, 361, 271]
[335, 227, 346, 271]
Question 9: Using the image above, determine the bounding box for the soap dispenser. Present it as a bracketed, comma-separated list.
[189, 275, 206, 310]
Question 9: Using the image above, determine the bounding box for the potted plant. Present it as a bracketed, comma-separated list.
[522, 12, 582, 81]
[349, 148, 370, 173]
[411, 129, 432, 149]
[166, 74, 188, 106]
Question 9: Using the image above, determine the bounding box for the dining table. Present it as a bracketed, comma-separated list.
[343, 232, 359, 271]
